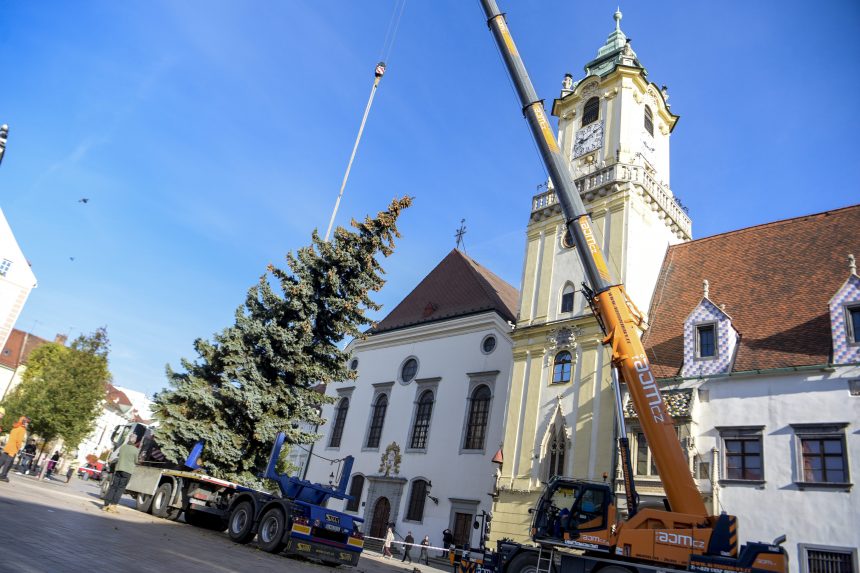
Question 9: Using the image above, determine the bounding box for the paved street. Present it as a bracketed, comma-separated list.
[0, 473, 452, 573]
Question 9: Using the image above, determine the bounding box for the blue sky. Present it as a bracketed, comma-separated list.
[2, 1, 859, 398]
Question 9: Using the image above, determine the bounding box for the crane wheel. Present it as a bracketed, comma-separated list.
[151, 482, 175, 518]
[506, 552, 541, 573]
[135, 493, 153, 513]
[257, 507, 287, 553]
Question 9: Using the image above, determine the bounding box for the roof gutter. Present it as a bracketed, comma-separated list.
[659, 361, 860, 384]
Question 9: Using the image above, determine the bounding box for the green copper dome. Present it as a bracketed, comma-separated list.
[582, 9, 646, 78]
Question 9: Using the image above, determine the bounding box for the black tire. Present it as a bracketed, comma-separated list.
[257, 506, 287, 553]
[185, 509, 228, 531]
[135, 493, 153, 513]
[507, 551, 541, 573]
[228, 501, 256, 544]
[151, 482, 174, 518]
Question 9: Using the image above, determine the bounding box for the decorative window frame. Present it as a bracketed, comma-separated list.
[406, 377, 440, 453]
[459, 370, 499, 454]
[798, 543, 858, 573]
[540, 408, 570, 481]
[695, 321, 719, 360]
[326, 387, 355, 450]
[480, 334, 497, 355]
[403, 476, 431, 523]
[362, 382, 394, 452]
[717, 426, 766, 485]
[791, 423, 851, 490]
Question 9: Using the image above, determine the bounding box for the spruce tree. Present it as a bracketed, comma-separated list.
[153, 197, 411, 483]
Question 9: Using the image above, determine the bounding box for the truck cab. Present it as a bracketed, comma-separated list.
[532, 477, 616, 553]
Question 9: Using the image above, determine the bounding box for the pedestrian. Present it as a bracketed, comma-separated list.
[0, 416, 29, 482]
[382, 526, 394, 558]
[420, 535, 430, 565]
[442, 528, 454, 557]
[401, 530, 414, 563]
[20, 440, 36, 474]
[102, 434, 140, 512]
[45, 451, 60, 479]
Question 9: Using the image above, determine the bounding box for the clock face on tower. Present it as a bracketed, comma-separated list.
[573, 121, 604, 158]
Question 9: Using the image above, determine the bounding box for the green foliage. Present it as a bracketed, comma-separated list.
[153, 197, 412, 484]
[0, 328, 111, 447]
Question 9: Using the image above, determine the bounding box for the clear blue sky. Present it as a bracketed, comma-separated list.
[2, 1, 859, 397]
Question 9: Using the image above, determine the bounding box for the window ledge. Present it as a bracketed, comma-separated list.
[361, 447, 381, 453]
[459, 449, 486, 455]
[404, 448, 427, 454]
[795, 481, 853, 491]
[719, 479, 766, 486]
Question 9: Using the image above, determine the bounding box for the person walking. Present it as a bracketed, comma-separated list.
[102, 434, 140, 512]
[45, 451, 60, 479]
[0, 416, 29, 482]
[420, 535, 430, 565]
[401, 531, 414, 563]
[382, 526, 394, 558]
[20, 440, 36, 474]
[442, 528, 454, 557]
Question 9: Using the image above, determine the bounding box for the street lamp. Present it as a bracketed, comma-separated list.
[425, 480, 439, 505]
[0, 124, 8, 166]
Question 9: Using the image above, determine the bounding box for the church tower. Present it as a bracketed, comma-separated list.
[491, 10, 692, 543]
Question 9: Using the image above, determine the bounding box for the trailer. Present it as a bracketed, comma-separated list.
[103, 423, 365, 567]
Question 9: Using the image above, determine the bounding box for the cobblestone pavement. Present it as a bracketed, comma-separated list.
[0, 472, 452, 573]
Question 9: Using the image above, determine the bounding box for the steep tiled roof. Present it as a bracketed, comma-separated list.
[0, 329, 51, 370]
[643, 205, 860, 378]
[372, 249, 519, 334]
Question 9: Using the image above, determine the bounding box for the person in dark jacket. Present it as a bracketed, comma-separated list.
[442, 528, 454, 557]
[420, 535, 430, 565]
[401, 531, 414, 563]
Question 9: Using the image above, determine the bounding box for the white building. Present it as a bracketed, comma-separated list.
[75, 384, 152, 464]
[305, 249, 518, 550]
[0, 208, 37, 353]
[637, 206, 860, 573]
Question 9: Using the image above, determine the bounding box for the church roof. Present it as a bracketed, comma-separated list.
[582, 9, 646, 79]
[643, 204, 860, 379]
[371, 249, 519, 334]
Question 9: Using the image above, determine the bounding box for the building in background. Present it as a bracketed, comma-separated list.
[636, 206, 860, 571]
[75, 384, 153, 464]
[0, 208, 37, 352]
[305, 249, 518, 550]
[0, 329, 54, 400]
[492, 10, 691, 543]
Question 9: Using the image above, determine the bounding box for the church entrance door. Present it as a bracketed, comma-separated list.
[370, 496, 391, 538]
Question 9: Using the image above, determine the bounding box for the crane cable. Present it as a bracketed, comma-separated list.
[323, 0, 407, 242]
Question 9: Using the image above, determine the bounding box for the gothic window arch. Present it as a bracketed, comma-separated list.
[644, 105, 654, 136]
[560, 284, 575, 314]
[410, 390, 435, 449]
[582, 96, 600, 126]
[552, 351, 572, 384]
[464, 385, 492, 450]
[545, 422, 568, 481]
[329, 397, 349, 448]
[405, 478, 429, 521]
[366, 394, 388, 448]
[345, 474, 365, 512]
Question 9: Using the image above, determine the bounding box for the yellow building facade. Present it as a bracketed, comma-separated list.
[491, 11, 692, 543]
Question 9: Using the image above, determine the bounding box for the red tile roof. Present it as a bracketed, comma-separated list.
[0, 329, 51, 370]
[643, 205, 860, 378]
[372, 249, 519, 334]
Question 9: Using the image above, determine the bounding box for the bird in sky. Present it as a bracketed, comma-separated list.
[78, 198, 89, 204]
[69, 257, 75, 261]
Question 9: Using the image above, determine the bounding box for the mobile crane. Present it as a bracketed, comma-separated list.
[459, 2, 790, 572]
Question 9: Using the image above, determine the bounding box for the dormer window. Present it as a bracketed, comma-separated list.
[582, 97, 599, 127]
[847, 305, 860, 344]
[696, 323, 716, 358]
[560, 285, 575, 313]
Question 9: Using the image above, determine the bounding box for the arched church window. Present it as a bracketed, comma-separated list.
[405, 479, 429, 521]
[560, 285, 575, 314]
[464, 385, 492, 450]
[366, 394, 388, 448]
[644, 105, 654, 136]
[546, 424, 567, 480]
[552, 351, 572, 384]
[582, 97, 600, 127]
[329, 397, 349, 448]
[410, 390, 434, 449]
[345, 474, 364, 512]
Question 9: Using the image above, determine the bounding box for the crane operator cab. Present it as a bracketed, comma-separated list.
[531, 477, 616, 553]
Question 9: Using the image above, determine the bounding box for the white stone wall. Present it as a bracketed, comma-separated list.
[688, 366, 860, 568]
[305, 312, 513, 550]
[0, 208, 37, 352]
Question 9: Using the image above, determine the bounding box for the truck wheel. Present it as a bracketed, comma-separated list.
[186, 509, 228, 532]
[507, 552, 541, 573]
[135, 493, 153, 513]
[228, 501, 256, 544]
[151, 482, 175, 519]
[257, 507, 287, 553]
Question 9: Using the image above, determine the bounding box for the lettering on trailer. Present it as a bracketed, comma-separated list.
[632, 354, 665, 423]
[655, 531, 705, 550]
[325, 514, 340, 525]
